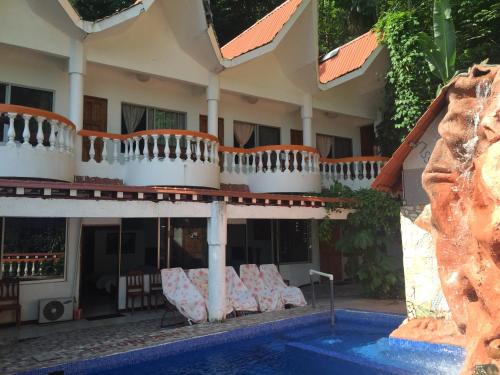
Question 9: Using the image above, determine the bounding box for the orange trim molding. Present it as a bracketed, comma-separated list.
[320, 156, 389, 163]
[0, 104, 76, 129]
[219, 144, 318, 154]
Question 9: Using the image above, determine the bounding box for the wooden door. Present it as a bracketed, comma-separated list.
[360, 124, 376, 156]
[199, 115, 224, 145]
[83, 96, 108, 161]
[319, 226, 343, 281]
[290, 129, 303, 145]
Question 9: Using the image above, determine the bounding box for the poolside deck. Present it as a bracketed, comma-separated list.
[0, 284, 405, 374]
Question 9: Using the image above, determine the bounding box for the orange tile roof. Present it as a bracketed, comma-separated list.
[371, 89, 448, 193]
[319, 31, 379, 84]
[220, 0, 302, 60]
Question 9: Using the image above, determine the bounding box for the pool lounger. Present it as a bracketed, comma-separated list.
[240, 264, 284, 312]
[225, 266, 258, 314]
[161, 268, 207, 325]
[187, 268, 234, 318]
[260, 264, 307, 307]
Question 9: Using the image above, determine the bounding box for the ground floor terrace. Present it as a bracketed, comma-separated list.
[0, 178, 354, 325]
[0, 284, 405, 374]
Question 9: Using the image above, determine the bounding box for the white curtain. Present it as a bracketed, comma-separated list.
[316, 135, 332, 158]
[123, 104, 145, 133]
[234, 122, 255, 148]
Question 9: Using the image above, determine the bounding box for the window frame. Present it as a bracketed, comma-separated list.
[0, 82, 55, 111]
[0, 217, 68, 284]
[233, 120, 281, 148]
[120, 102, 187, 134]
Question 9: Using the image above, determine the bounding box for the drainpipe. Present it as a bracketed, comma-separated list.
[206, 73, 220, 138]
[68, 39, 86, 163]
[301, 93, 313, 147]
[207, 201, 227, 322]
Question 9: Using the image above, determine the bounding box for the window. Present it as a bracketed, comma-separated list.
[316, 134, 353, 159]
[278, 220, 312, 263]
[1, 218, 66, 280]
[120, 103, 186, 134]
[0, 84, 54, 142]
[334, 136, 353, 158]
[120, 218, 158, 276]
[233, 121, 281, 148]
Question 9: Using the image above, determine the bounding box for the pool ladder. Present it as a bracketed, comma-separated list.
[309, 269, 335, 326]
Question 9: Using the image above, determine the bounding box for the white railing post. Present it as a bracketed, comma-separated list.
[293, 150, 298, 172]
[238, 152, 244, 174]
[49, 120, 57, 151]
[123, 139, 129, 161]
[102, 137, 109, 161]
[222, 151, 228, 172]
[88, 136, 96, 161]
[58, 125, 65, 152]
[152, 135, 159, 159]
[214, 142, 219, 164]
[36, 116, 45, 148]
[142, 135, 149, 159]
[22, 114, 31, 147]
[284, 149, 290, 172]
[195, 137, 202, 161]
[133, 137, 140, 159]
[175, 135, 181, 160]
[113, 139, 120, 163]
[7, 113, 17, 147]
[64, 125, 71, 153]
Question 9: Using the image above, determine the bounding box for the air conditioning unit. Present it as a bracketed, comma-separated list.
[39, 298, 73, 324]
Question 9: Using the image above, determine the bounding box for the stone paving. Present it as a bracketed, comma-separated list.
[0, 285, 406, 374]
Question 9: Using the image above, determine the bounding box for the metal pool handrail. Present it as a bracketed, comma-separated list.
[309, 269, 335, 326]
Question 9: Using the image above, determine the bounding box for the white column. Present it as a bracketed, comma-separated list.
[301, 93, 313, 147]
[206, 74, 220, 138]
[207, 201, 227, 322]
[69, 39, 86, 162]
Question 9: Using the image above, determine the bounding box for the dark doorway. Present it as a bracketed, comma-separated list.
[319, 224, 343, 282]
[227, 224, 247, 271]
[333, 136, 353, 158]
[360, 124, 376, 156]
[199, 114, 225, 145]
[290, 129, 303, 145]
[83, 95, 108, 161]
[80, 225, 120, 318]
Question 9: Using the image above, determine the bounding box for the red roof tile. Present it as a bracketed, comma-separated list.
[220, 0, 302, 59]
[319, 31, 379, 84]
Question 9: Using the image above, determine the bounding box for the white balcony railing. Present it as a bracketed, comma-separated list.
[0, 104, 76, 181]
[0, 105, 387, 193]
[220, 145, 321, 193]
[78, 129, 220, 188]
[319, 156, 388, 190]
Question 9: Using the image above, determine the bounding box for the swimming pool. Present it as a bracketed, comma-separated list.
[24, 310, 464, 375]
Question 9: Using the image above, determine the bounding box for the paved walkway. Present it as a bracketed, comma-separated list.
[0, 285, 406, 374]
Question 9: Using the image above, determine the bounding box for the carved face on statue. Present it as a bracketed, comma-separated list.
[422, 65, 500, 374]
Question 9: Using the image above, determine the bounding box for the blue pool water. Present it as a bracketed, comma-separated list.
[27, 310, 465, 375]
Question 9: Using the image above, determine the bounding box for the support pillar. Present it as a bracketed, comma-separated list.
[207, 201, 227, 322]
[69, 39, 86, 162]
[301, 93, 313, 147]
[206, 74, 220, 137]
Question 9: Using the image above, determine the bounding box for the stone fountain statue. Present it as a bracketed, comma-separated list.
[422, 65, 499, 374]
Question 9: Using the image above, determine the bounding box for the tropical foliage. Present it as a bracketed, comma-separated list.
[418, 0, 457, 91]
[320, 182, 403, 298]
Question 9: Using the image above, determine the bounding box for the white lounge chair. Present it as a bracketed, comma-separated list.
[260, 264, 307, 307]
[187, 268, 234, 317]
[225, 266, 258, 313]
[160, 268, 207, 324]
[240, 264, 284, 312]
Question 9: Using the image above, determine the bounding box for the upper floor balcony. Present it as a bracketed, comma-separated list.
[0, 104, 388, 194]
